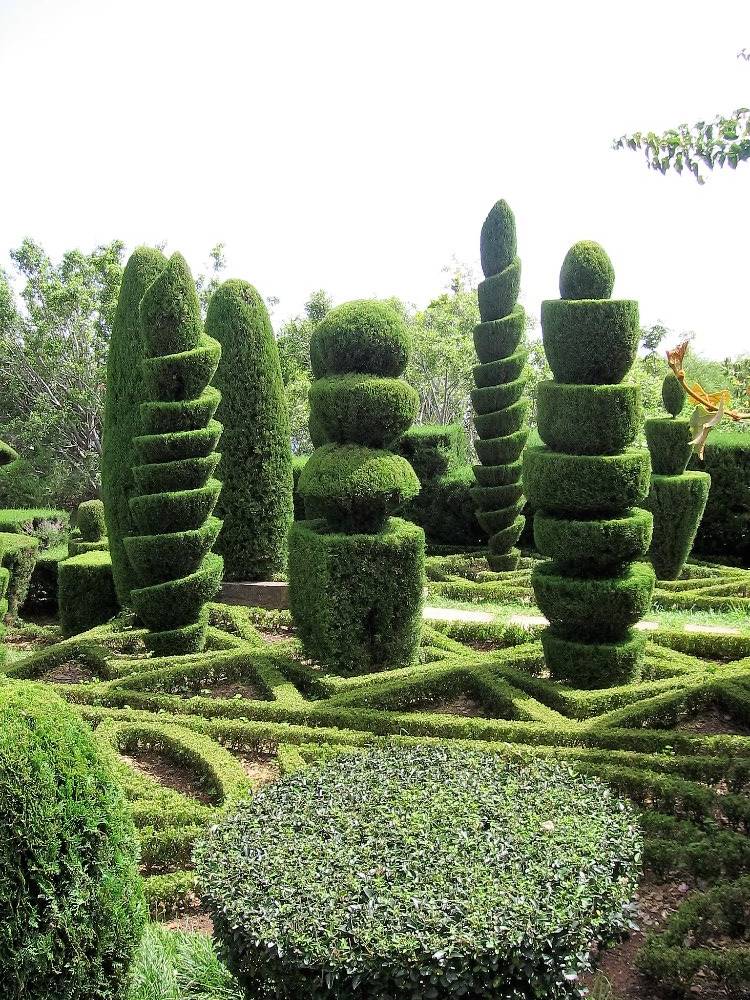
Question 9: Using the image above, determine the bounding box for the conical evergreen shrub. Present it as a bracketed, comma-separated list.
[289, 300, 425, 674]
[644, 373, 711, 579]
[102, 247, 167, 605]
[523, 242, 655, 687]
[471, 200, 529, 571]
[207, 280, 293, 581]
[124, 253, 223, 655]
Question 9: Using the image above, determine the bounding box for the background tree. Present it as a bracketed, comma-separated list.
[614, 50, 749, 183]
[276, 290, 332, 454]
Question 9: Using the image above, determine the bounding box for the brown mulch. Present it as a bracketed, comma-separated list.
[41, 661, 94, 684]
[257, 629, 293, 644]
[163, 906, 214, 935]
[233, 750, 280, 786]
[677, 707, 750, 738]
[119, 750, 216, 805]
[416, 693, 493, 718]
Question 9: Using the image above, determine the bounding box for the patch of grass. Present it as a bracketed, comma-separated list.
[128, 924, 239, 1000]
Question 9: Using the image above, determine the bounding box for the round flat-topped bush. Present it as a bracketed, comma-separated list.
[559, 240, 615, 300]
[310, 300, 410, 377]
[197, 745, 641, 1000]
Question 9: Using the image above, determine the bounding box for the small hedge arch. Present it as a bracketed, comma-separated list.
[102, 247, 167, 605]
[0, 682, 144, 999]
[207, 280, 293, 581]
[196, 745, 641, 1000]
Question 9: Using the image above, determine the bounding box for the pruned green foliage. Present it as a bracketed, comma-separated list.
[662, 371, 686, 417]
[58, 550, 118, 636]
[559, 240, 614, 300]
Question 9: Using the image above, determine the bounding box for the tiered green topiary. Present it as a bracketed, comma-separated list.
[207, 280, 294, 581]
[471, 200, 529, 571]
[102, 247, 167, 605]
[69, 499, 108, 555]
[523, 241, 655, 687]
[289, 300, 425, 674]
[644, 373, 711, 579]
[124, 253, 224, 656]
[0, 683, 144, 999]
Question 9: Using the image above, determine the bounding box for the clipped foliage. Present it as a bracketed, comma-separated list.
[558, 240, 615, 300]
[102, 247, 167, 605]
[692, 432, 750, 561]
[58, 550, 119, 636]
[0, 683, 144, 999]
[292, 300, 425, 673]
[662, 370, 686, 417]
[207, 280, 293, 581]
[0, 531, 40, 618]
[645, 417, 693, 476]
[395, 424, 487, 547]
[525, 242, 654, 687]
[197, 745, 641, 1000]
[471, 200, 529, 571]
[69, 499, 109, 556]
[645, 472, 711, 579]
[124, 253, 223, 655]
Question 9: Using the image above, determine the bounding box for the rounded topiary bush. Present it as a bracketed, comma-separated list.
[197, 745, 641, 1000]
[662, 370, 686, 417]
[559, 240, 615, 300]
[310, 300, 410, 378]
[0, 682, 144, 999]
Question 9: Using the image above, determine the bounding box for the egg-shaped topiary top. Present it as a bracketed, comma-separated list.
[310, 300, 410, 378]
[139, 253, 203, 357]
[480, 200, 517, 278]
[662, 371, 686, 417]
[559, 241, 615, 301]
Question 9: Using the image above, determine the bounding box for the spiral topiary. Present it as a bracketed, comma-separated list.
[471, 200, 529, 571]
[644, 373, 711, 579]
[289, 300, 425, 674]
[207, 280, 293, 581]
[102, 247, 167, 605]
[123, 253, 223, 656]
[523, 241, 655, 687]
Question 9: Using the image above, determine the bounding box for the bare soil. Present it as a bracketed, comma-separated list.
[120, 750, 216, 805]
[677, 707, 750, 738]
[41, 661, 94, 684]
[417, 693, 493, 717]
[233, 750, 280, 786]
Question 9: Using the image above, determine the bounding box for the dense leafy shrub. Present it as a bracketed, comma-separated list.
[525, 242, 654, 686]
[102, 247, 167, 605]
[124, 253, 223, 654]
[207, 280, 293, 581]
[0, 530, 39, 618]
[395, 424, 487, 546]
[58, 550, 119, 635]
[291, 300, 425, 673]
[0, 682, 144, 998]
[69, 499, 109, 556]
[692, 431, 750, 564]
[196, 745, 641, 1000]
[471, 200, 529, 570]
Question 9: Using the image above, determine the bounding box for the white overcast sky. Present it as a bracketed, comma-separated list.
[1, 0, 748, 358]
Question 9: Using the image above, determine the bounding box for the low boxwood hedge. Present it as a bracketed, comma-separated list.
[196, 745, 641, 1000]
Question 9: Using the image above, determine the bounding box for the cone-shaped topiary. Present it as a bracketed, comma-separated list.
[523, 243, 654, 688]
[471, 200, 529, 571]
[207, 280, 293, 581]
[102, 247, 167, 605]
[124, 253, 223, 655]
[644, 373, 711, 579]
[289, 300, 424, 674]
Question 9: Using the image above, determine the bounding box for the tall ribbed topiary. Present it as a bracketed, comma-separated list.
[206, 280, 293, 581]
[471, 200, 529, 571]
[523, 242, 655, 688]
[123, 253, 224, 656]
[289, 300, 425, 674]
[644, 373, 711, 579]
[102, 247, 167, 605]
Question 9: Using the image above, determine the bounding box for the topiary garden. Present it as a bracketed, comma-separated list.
[0, 212, 749, 1000]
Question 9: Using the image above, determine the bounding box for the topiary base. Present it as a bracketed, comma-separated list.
[541, 628, 645, 688]
[58, 551, 119, 637]
[288, 517, 425, 674]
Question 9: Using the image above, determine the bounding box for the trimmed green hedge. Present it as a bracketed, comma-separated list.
[472, 308, 525, 365]
[537, 381, 640, 455]
[208, 279, 293, 581]
[58, 550, 119, 636]
[645, 472, 711, 580]
[541, 628, 647, 688]
[310, 374, 419, 447]
[196, 745, 641, 1000]
[310, 300, 411, 378]
[558, 240, 614, 300]
[691, 432, 750, 563]
[541, 299, 639, 384]
[125, 253, 223, 654]
[645, 417, 693, 476]
[662, 371, 686, 417]
[102, 247, 167, 605]
[0, 531, 40, 618]
[477, 257, 521, 322]
[523, 445, 651, 514]
[534, 508, 653, 570]
[0, 683, 144, 998]
[289, 517, 424, 674]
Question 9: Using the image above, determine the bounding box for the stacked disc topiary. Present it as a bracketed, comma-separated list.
[290, 300, 425, 674]
[124, 253, 224, 656]
[471, 200, 529, 571]
[523, 241, 655, 687]
[644, 372, 711, 579]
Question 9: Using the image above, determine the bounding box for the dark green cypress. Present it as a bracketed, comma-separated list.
[102, 247, 167, 605]
[206, 280, 293, 580]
